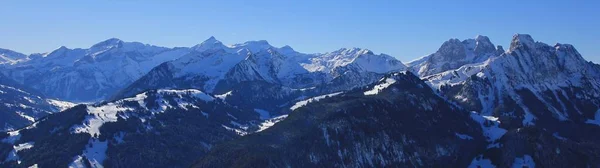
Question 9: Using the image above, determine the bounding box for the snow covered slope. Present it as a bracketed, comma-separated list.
[0, 73, 74, 131]
[0, 89, 262, 168]
[0, 38, 191, 102]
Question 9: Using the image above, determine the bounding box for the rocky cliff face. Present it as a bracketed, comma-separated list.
[408, 35, 502, 77]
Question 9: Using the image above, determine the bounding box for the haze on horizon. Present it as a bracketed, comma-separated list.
[1, 0, 598, 63]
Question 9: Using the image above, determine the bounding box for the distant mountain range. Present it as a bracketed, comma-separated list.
[1, 34, 599, 167]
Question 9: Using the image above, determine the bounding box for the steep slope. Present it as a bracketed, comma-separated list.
[0, 39, 191, 102]
[0, 89, 261, 168]
[192, 72, 488, 167]
[0, 73, 73, 131]
[423, 34, 600, 167]
[408, 35, 503, 77]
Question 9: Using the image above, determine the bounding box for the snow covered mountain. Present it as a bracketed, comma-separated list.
[408, 35, 504, 77]
[1, 37, 405, 103]
[0, 89, 262, 168]
[419, 34, 600, 167]
[2, 34, 600, 167]
[114, 37, 406, 102]
[0, 73, 75, 132]
[192, 72, 490, 167]
[0, 38, 191, 102]
[428, 34, 600, 125]
[193, 69, 600, 167]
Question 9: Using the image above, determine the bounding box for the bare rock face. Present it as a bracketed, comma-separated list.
[409, 35, 501, 77]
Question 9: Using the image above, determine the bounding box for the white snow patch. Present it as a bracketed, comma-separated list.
[2, 130, 21, 144]
[157, 89, 214, 102]
[71, 104, 133, 137]
[222, 125, 248, 136]
[257, 115, 288, 132]
[83, 139, 108, 168]
[469, 155, 496, 168]
[290, 92, 343, 110]
[47, 99, 78, 111]
[215, 91, 233, 100]
[229, 121, 249, 131]
[16, 112, 36, 122]
[364, 78, 396, 95]
[512, 155, 535, 168]
[68, 155, 87, 168]
[470, 111, 507, 142]
[13, 142, 34, 151]
[123, 92, 148, 109]
[4, 142, 34, 164]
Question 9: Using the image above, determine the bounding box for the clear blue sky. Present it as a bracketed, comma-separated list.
[1, 0, 599, 63]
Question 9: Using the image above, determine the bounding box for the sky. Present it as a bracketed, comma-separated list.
[1, 0, 599, 63]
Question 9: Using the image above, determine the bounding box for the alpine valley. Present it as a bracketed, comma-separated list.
[1, 34, 599, 168]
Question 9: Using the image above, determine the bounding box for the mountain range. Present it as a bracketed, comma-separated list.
[0, 34, 599, 168]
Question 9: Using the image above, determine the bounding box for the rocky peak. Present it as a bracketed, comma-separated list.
[192, 36, 226, 52]
[495, 45, 505, 55]
[231, 40, 274, 53]
[91, 38, 123, 48]
[278, 45, 296, 55]
[89, 38, 124, 53]
[46, 46, 73, 57]
[509, 34, 536, 51]
[435, 38, 467, 61]
[333, 48, 373, 56]
[473, 35, 496, 56]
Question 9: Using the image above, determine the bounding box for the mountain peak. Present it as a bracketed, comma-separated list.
[192, 36, 226, 52]
[98, 38, 123, 45]
[334, 47, 372, 55]
[473, 35, 495, 55]
[280, 45, 293, 50]
[202, 36, 220, 44]
[57, 46, 69, 50]
[437, 38, 465, 54]
[90, 38, 123, 51]
[242, 40, 270, 46]
[495, 45, 505, 55]
[230, 40, 274, 53]
[510, 34, 536, 51]
[475, 35, 490, 41]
